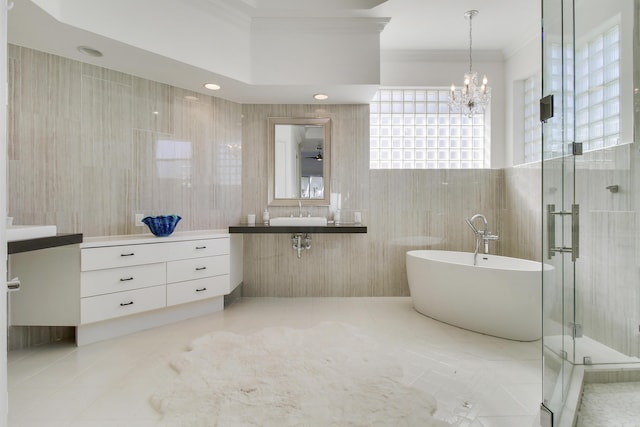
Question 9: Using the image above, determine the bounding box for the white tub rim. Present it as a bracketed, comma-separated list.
[406, 249, 552, 272]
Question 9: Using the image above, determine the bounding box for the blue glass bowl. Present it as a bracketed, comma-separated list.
[142, 215, 181, 237]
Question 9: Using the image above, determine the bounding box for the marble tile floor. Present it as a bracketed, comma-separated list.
[8, 297, 542, 427]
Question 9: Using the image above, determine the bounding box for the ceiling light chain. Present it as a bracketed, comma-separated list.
[468, 9, 473, 73]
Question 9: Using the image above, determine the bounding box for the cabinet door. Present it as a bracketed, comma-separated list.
[80, 285, 166, 324]
[81, 263, 166, 297]
[167, 275, 230, 306]
[82, 244, 168, 271]
[166, 255, 229, 284]
[165, 238, 229, 260]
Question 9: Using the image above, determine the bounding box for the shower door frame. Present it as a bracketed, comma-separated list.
[541, 0, 640, 424]
[541, 0, 579, 421]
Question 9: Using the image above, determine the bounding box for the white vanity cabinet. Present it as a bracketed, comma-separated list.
[9, 230, 242, 346]
[79, 237, 229, 322]
[165, 255, 230, 305]
[80, 263, 166, 299]
[81, 285, 167, 325]
[76, 231, 241, 344]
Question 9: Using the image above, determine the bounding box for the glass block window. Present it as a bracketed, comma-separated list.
[370, 88, 488, 169]
[575, 25, 620, 151]
[523, 73, 543, 163]
[542, 41, 568, 160]
[542, 24, 619, 159]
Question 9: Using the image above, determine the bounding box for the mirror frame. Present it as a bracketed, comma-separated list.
[267, 117, 331, 206]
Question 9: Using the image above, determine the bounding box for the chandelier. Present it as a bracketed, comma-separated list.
[449, 10, 491, 117]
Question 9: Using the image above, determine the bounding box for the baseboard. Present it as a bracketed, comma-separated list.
[76, 296, 224, 346]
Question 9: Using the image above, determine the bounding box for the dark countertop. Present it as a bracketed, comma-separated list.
[228, 224, 367, 234]
[8, 233, 83, 255]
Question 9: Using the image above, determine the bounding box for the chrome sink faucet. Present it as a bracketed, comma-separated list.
[465, 214, 499, 264]
[296, 200, 311, 217]
[289, 201, 306, 218]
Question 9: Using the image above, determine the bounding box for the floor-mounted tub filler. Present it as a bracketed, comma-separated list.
[406, 250, 552, 341]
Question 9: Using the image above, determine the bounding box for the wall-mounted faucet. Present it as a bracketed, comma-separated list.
[292, 233, 311, 258]
[465, 214, 499, 265]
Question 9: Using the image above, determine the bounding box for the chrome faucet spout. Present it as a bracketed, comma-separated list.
[466, 213, 498, 264]
[468, 214, 488, 236]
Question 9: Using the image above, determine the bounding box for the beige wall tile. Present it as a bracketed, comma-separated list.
[7, 46, 244, 348]
[8, 45, 242, 238]
[132, 77, 174, 135]
[9, 45, 640, 359]
[241, 104, 505, 296]
[503, 165, 542, 262]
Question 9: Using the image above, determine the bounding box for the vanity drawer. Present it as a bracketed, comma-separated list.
[82, 243, 168, 271]
[81, 263, 166, 297]
[164, 238, 229, 260]
[167, 276, 230, 306]
[166, 255, 229, 284]
[81, 285, 166, 324]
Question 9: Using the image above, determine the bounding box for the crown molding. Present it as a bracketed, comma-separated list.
[252, 17, 390, 34]
[381, 49, 505, 63]
[235, 0, 387, 12]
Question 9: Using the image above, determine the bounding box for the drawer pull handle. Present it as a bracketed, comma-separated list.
[120, 253, 135, 257]
[120, 277, 134, 282]
[195, 266, 207, 271]
[196, 287, 207, 292]
[120, 301, 134, 307]
[195, 246, 207, 250]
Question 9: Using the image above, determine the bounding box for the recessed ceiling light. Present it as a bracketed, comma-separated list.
[313, 93, 329, 101]
[184, 95, 199, 101]
[77, 45, 103, 57]
[204, 83, 221, 91]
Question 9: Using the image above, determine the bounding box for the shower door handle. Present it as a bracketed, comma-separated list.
[546, 204, 555, 260]
[571, 204, 579, 261]
[547, 204, 579, 261]
[7, 277, 20, 292]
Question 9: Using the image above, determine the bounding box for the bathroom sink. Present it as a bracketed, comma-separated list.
[7, 225, 57, 242]
[269, 217, 328, 226]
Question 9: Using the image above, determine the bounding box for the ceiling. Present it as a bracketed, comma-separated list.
[7, 0, 540, 104]
[377, 1, 539, 53]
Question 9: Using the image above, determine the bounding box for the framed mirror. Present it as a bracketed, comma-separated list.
[267, 117, 331, 206]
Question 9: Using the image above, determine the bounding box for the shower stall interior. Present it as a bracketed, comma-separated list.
[541, 0, 640, 425]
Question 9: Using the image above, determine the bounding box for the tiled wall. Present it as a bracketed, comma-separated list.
[367, 169, 505, 296]
[503, 165, 542, 262]
[241, 103, 505, 296]
[535, 143, 640, 358]
[10, 46, 639, 358]
[574, 145, 640, 357]
[241, 104, 375, 296]
[7, 45, 242, 348]
[7, 45, 242, 236]
[4, 45, 511, 301]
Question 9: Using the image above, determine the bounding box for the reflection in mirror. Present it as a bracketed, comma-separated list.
[268, 117, 331, 206]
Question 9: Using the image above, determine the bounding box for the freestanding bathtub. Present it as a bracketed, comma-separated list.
[406, 250, 550, 341]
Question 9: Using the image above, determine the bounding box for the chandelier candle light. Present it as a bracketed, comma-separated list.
[449, 10, 491, 117]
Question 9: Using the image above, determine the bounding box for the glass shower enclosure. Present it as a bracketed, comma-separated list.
[541, 0, 640, 424]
